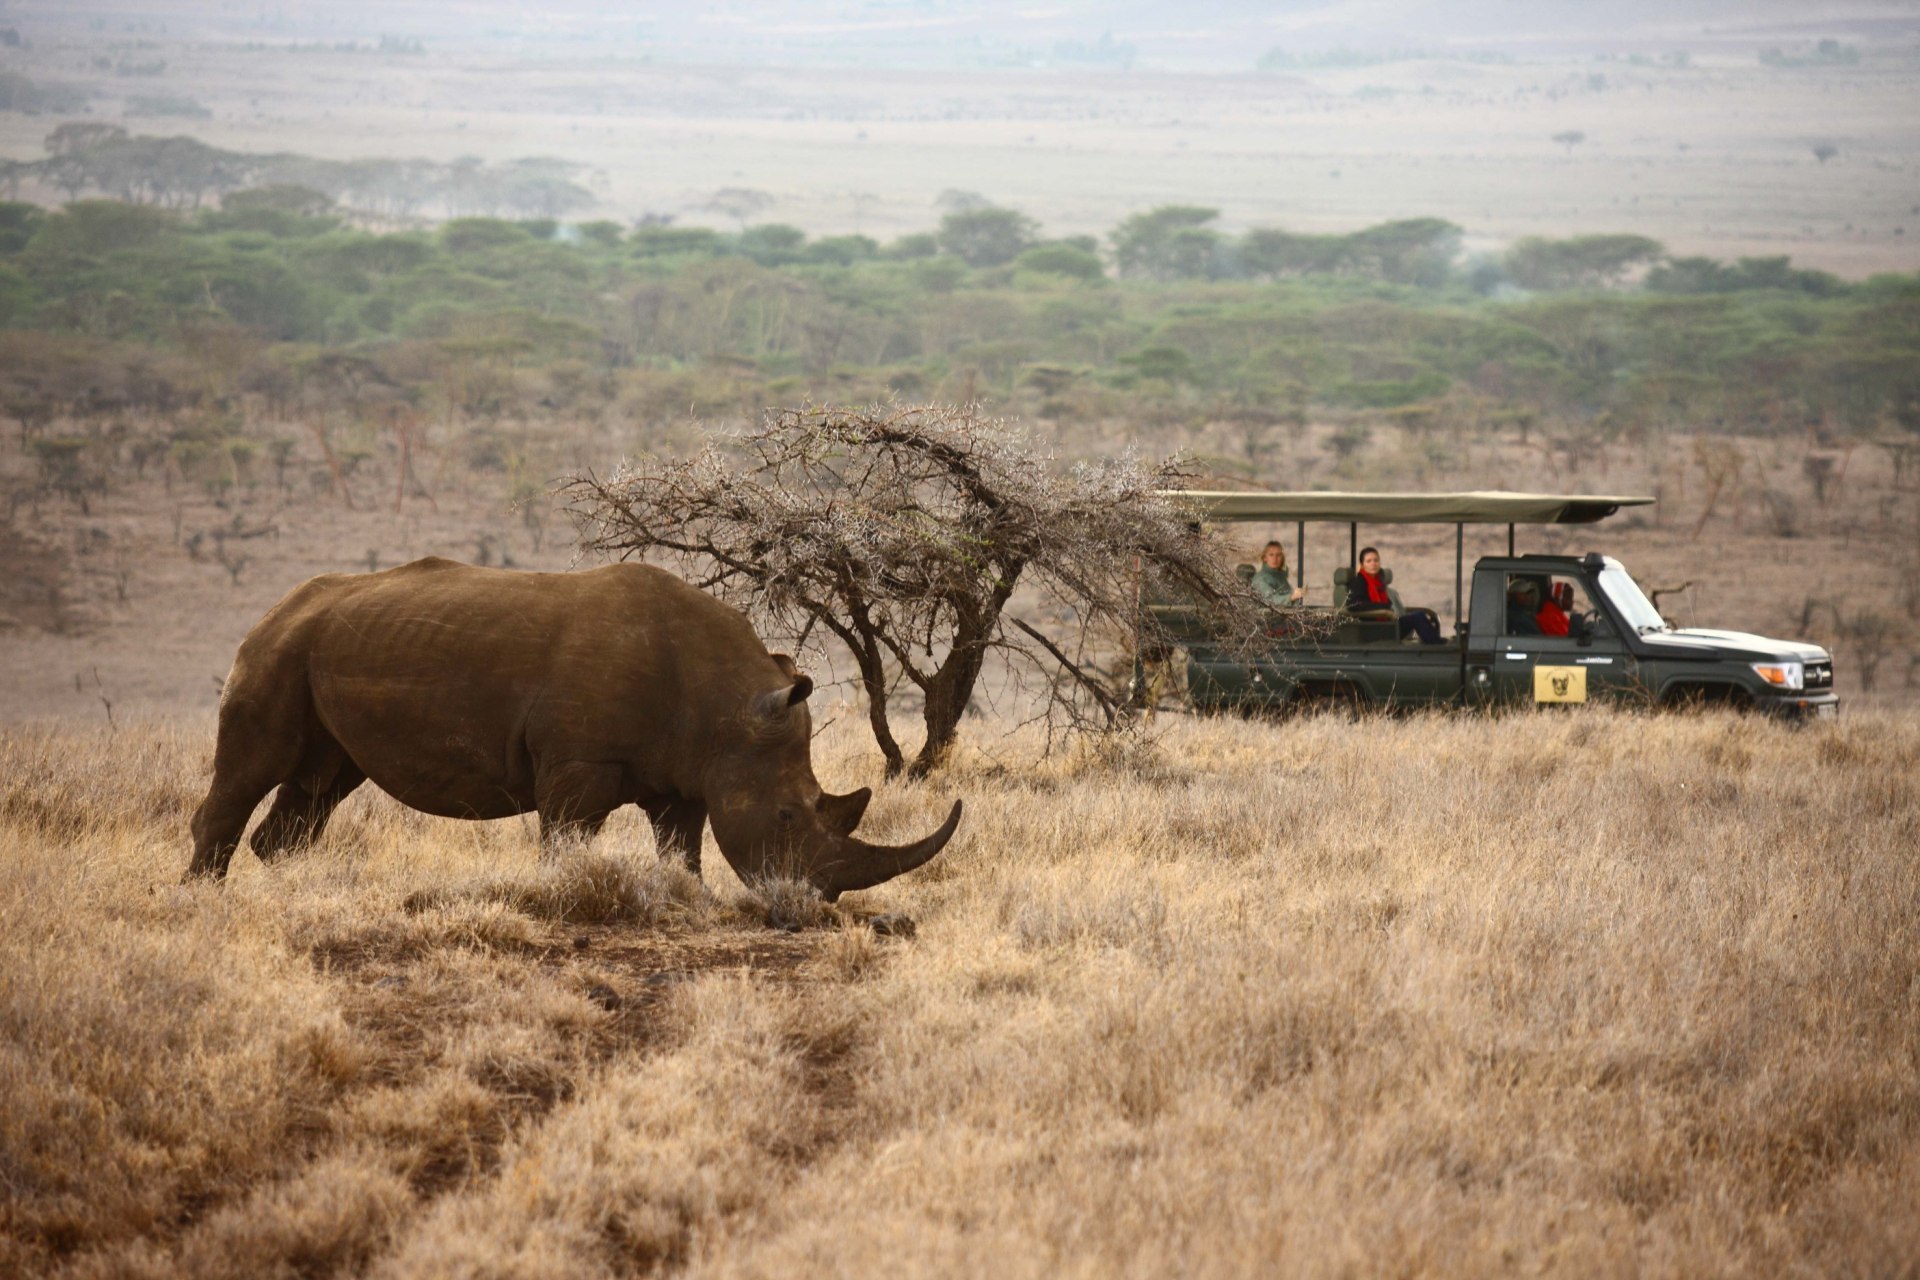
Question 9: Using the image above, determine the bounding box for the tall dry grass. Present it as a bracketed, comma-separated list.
[2, 709, 1916, 1277]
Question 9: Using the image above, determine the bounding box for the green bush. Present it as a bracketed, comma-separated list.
[1015, 243, 1107, 283]
[0, 188, 1908, 438]
[439, 218, 533, 253]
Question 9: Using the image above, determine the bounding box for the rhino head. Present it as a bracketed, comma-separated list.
[704, 664, 962, 902]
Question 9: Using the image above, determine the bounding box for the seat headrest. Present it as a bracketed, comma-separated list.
[1236, 563, 1256, 582]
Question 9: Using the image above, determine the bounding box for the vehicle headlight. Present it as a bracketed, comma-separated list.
[1751, 661, 1804, 691]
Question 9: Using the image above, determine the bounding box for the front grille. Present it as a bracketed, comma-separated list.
[1806, 662, 1833, 689]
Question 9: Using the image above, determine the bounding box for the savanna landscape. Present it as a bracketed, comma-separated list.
[3, 2, 1919, 1275]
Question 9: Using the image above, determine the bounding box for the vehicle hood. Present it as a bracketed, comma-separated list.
[1637, 628, 1828, 662]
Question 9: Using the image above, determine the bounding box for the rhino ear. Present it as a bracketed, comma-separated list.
[755, 675, 814, 720]
[769, 654, 813, 703]
[817, 786, 872, 835]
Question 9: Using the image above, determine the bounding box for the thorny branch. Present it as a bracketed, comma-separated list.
[563, 403, 1258, 777]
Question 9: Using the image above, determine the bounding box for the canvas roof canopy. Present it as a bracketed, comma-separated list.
[1160, 490, 1655, 526]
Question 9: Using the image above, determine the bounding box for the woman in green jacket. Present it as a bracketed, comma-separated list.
[1252, 541, 1304, 607]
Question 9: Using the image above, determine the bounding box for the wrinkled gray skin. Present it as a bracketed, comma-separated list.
[187, 558, 961, 900]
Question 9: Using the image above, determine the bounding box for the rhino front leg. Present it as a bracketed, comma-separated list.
[643, 797, 707, 877]
[535, 760, 625, 851]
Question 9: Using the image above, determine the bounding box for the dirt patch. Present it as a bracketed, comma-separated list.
[303, 919, 830, 1201]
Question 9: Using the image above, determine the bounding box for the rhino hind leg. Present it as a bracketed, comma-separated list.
[644, 797, 707, 877]
[250, 748, 366, 864]
[189, 694, 311, 880]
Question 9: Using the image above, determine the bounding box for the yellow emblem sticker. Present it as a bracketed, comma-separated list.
[1534, 665, 1587, 703]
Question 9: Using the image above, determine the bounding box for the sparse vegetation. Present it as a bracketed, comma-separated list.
[1, 25, 1919, 1273]
[3, 709, 1918, 1275]
[0, 178, 1912, 455]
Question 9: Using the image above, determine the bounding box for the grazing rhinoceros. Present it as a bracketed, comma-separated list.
[187, 557, 962, 899]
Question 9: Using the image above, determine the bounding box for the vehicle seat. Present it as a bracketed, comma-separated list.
[1236, 563, 1256, 584]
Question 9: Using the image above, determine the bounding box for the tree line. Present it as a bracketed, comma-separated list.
[4, 127, 595, 220]
[0, 175, 1915, 464]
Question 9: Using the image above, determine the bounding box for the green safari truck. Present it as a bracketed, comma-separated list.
[1144, 491, 1838, 718]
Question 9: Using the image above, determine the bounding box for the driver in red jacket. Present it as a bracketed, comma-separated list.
[1536, 581, 1571, 638]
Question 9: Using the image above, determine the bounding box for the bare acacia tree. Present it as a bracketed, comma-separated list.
[564, 404, 1252, 778]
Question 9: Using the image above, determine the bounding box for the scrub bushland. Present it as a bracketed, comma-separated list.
[2, 708, 1916, 1277]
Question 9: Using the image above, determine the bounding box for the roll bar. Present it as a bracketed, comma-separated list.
[1158, 489, 1655, 639]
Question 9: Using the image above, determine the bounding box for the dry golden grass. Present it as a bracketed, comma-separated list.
[3, 709, 1917, 1277]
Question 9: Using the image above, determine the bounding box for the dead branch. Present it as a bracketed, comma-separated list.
[1008, 616, 1124, 729]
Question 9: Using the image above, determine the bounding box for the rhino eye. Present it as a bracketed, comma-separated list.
[776, 807, 795, 825]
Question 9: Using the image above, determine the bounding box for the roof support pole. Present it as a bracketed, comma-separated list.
[1349, 522, 1357, 573]
[1507, 523, 1515, 556]
[1455, 523, 1464, 634]
[1296, 521, 1305, 600]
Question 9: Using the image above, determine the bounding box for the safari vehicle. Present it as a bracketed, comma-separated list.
[1142, 491, 1838, 718]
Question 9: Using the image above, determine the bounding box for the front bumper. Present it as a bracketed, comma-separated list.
[1759, 692, 1840, 719]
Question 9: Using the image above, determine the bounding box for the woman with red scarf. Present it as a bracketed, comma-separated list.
[1344, 546, 1444, 644]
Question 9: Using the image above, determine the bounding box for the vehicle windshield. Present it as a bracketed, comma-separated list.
[1597, 565, 1669, 633]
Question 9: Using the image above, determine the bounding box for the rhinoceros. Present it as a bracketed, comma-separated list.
[187, 557, 962, 899]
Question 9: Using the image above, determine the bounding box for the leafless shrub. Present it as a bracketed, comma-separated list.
[1690, 439, 1747, 539]
[1836, 608, 1898, 692]
[1761, 488, 1802, 537]
[1803, 452, 1839, 504]
[565, 403, 1255, 777]
[215, 543, 250, 585]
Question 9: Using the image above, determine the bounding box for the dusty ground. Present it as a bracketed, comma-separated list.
[2, 413, 1913, 723]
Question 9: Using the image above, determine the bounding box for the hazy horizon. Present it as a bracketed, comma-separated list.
[3, 1, 1917, 274]
[14, 0, 1920, 73]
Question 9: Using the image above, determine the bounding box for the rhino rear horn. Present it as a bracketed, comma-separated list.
[817, 786, 872, 836]
[820, 799, 963, 901]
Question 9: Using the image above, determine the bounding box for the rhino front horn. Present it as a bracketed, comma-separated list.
[820, 799, 963, 900]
